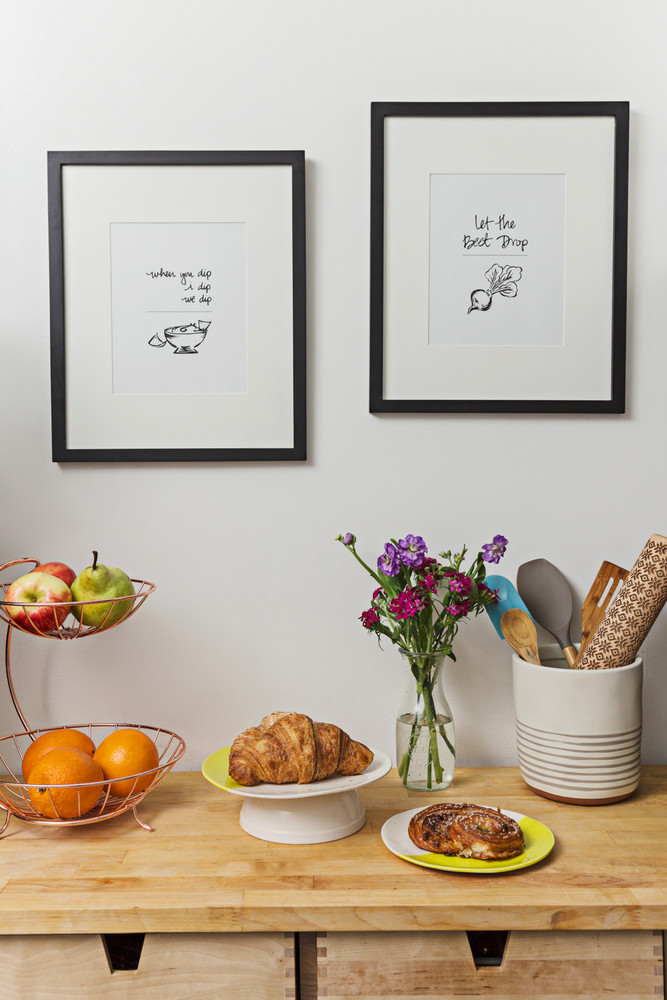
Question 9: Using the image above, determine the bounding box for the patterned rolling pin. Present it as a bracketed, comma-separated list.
[576, 534, 667, 669]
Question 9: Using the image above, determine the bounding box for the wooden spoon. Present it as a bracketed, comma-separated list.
[501, 609, 541, 664]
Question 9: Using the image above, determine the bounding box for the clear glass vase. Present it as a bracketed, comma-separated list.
[395, 648, 455, 791]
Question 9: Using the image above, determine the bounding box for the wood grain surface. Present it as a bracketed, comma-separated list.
[0, 767, 666, 935]
[0, 932, 295, 999]
[306, 929, 664, 999]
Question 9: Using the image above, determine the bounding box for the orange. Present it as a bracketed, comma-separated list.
[93, 728, 159, 798]
[26, 747, 104, 819]
[21, 728, 96, 782]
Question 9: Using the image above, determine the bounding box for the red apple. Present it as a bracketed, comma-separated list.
[3, 572, 72, 634]
[33, 561, 77, 588]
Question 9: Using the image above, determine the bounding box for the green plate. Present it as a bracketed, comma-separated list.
[202, 747, 244, 791]
[202, 745, 391, 799]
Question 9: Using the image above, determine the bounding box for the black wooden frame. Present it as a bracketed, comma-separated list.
[48, 150, 307, 461]
[370, 101, 629, 414]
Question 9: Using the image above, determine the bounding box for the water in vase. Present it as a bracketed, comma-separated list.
[396, 712, 455, 791]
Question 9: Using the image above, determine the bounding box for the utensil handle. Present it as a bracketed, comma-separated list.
[520, 645, 540, 665]
[563, 645, 578, 669]
[576, 534, 667, 669]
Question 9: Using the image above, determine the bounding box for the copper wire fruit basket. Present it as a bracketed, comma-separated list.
[0, 558, 156, 639]
[0, 723, 185, 834]
[0, 558, 186, 833]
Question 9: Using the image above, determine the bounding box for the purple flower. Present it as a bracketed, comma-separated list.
[377, 542, 401, 577]
[340, 532, 355, 546]
[397, 534, 428, 567]
[481, 534, 508, 564]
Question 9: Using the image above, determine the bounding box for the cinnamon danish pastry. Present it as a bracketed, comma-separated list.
[408, 802, 524, 860]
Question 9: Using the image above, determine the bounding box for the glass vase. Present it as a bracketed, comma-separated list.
[396, 648, 455, 791]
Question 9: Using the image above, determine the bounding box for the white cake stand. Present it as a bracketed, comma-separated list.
[202, 746, 391, 844]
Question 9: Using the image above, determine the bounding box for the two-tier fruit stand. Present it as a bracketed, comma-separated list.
[0, 558, 185, 834]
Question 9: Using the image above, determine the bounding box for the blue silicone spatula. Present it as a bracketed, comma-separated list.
[483, 574, 532, 639]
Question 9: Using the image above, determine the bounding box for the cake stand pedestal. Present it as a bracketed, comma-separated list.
[202, 746, 391, 845]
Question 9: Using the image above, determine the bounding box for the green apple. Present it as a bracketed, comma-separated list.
[71, 551, 135, 628]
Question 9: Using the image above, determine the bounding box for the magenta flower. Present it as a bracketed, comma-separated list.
[360, 608, 380, 628]
[481, 535, 508, 564]
[378, 542, 401, 577]
[449, 573, 472, 596]
[389, 588, 429, 620]
[397, 534, 428, 567]
[446, 602, 469, 618]
[479, 582, 499, 604]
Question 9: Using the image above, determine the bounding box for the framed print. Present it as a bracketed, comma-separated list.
[370, 102, 629, 413]
[48, 150, 306, 461]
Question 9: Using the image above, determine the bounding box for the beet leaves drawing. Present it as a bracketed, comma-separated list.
[467, 264, 523, 314]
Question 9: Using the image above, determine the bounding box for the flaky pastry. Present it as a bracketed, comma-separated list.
[228, 711, 374, 786]
[408, 802, 524, 860]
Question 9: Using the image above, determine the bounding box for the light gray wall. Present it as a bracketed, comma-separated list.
[1, 0, 666, 770]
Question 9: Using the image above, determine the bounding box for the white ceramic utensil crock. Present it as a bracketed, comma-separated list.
[512, 643, 642, 804]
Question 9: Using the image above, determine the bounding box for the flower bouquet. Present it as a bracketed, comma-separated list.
[337, 532, 507, 790]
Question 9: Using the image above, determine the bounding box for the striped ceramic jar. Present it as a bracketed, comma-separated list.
[512, 644, 642, 804]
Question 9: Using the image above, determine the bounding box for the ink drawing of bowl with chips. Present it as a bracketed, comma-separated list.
[149, 320, 211, 354]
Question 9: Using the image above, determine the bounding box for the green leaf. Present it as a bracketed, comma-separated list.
[377, 569, 402, 598]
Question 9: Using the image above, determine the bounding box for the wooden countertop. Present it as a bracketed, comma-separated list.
[0, 766, 665, 935]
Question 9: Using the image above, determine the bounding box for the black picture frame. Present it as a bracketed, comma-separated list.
[370, 101, 629, 414]
[48, 150, 306, 462]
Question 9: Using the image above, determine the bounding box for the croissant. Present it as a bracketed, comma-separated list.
[228, 711, 374, 786]
[408, 802, 524, 860]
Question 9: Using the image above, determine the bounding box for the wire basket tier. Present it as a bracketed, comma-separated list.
[0, 559, 155, 639]
[0, 723, 185, 833]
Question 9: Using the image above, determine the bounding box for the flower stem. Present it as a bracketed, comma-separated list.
[398, 654, 448, 788]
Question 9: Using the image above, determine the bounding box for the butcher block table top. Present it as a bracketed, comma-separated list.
[0, 766, 666, 936]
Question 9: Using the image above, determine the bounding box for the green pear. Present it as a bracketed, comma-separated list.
[71, 551, 135, 628]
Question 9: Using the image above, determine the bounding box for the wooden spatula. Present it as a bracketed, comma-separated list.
[573, 561, 628, 665]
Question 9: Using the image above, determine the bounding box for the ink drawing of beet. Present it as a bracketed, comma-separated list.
[468, 264, 523, 314]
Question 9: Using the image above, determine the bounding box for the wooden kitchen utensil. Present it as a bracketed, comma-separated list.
[517, 559, 578, 668]
[501, 609, 541, 664]
[573, 561, 628, 666]
[575, 534, 667, 670]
